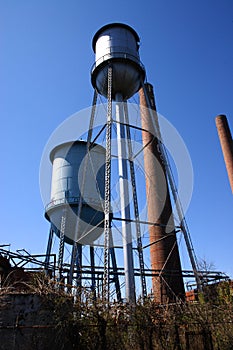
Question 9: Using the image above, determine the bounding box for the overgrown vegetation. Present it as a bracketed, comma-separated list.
[1, 273, 233, 349]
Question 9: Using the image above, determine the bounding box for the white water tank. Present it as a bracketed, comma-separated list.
[91, 23, 145, 100]
[45, 141, 105, 245]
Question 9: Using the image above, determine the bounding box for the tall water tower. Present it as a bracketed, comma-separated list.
[90, 22, 190, 303]
[44, 23, 200, 304]
[91, 23, 147, 303]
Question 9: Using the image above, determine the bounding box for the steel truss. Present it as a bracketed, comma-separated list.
[0, 247, 229, 296]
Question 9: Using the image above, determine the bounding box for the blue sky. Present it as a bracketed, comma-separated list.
[1, 1, 233, 279]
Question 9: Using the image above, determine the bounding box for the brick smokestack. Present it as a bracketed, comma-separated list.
[215, 115, 233, 194]
[139, 83, 185, 303]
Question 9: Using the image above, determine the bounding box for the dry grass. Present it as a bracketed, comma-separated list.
[1, 274, 233, 349]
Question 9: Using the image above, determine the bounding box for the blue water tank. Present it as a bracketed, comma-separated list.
[45, 141, 105, 245]
[91, 23, 145, 100]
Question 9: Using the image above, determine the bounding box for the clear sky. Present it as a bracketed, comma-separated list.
[1, 1, 232, 279]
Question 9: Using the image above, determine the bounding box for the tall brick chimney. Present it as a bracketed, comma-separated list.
[215, 115, 233, 194]
[139, 83, 185, 303]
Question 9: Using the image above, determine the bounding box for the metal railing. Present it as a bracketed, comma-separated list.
[91, 51, 145, 73]
[45, 196, 104, 212]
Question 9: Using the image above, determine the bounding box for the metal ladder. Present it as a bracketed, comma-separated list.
[103, 66, 113, 303]
[58, 208, 67, 281]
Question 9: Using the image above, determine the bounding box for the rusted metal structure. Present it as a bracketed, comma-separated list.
[215, 115, 233, 193]
[140, 83, 185, 303]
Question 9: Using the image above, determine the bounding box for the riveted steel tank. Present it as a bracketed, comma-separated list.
[91, 23, 145, 100]
[45, 141, 105, 245]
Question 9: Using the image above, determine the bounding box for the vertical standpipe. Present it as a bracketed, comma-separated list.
[140, 83, 185, 303]
[215, 115, 233, 194]
[115, 93, 136, 303]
